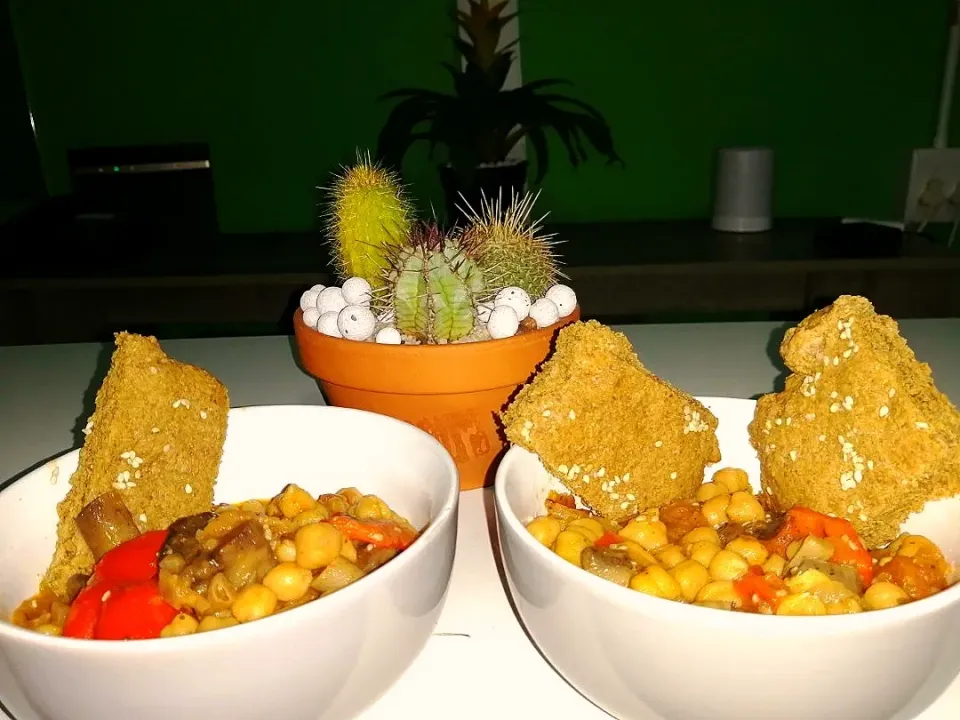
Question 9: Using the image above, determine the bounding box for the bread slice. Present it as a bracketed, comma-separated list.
[42, 332, 229, 595]
[500, 320, 721, 520]
[748, 295, 960, 546]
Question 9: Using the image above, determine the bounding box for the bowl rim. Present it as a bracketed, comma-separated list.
[494, 397, 960, 632]
[0, 404, 460, 653]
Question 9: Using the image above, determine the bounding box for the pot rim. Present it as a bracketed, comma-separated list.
[292, 306, 581, 395]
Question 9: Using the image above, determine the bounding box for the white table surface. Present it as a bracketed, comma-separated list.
[2, 320, 959, 720]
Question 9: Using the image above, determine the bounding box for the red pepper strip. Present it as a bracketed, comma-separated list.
[734, 566, 784, 610]
[94, 581, 179, 641]
[93, 530, 169, 585]
[766, 508, 874, 586]
[594, 532, 622, 548]
[328, 515, 416, 550]
[62, 580, 112, 639]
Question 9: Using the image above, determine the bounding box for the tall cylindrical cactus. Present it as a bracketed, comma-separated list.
[380, 223, 493, 343]
[326, 152, 412, 288]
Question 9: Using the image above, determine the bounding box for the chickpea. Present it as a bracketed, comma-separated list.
[776, 592, 827, 616]
[295, 522, 343, 570]
[291, 506, 331, 530]
[701, 494, 730, 527]
[712, 467, 750, 494]
[555, 529, 592, 566]
[682, 526, 720, 547]
[655, 544, 686, 570]
[275, 538, 297, 564]
[708, 549, 750, 582]
[827, 598, 863, 615]
[231, 583, 278, 623]
[726, 491, 765, 524]
[237, 500, 267, 514]
[198, 615, 239, 633]
[670, 559, 710, 602]
[318, 493, 349, 515]
[762, 553, 786, 577]
[351, 495, 393, 521]
[863, 581, 909, 611]
[336, 487, 364, 506]
[618, 519, 668, 551]
[695, 482, 726, 503]
[725, 536, 768, 566]
[785, 568, 831, 594]
[629, 565, 682, 601]
[695, 580, 740, 606]
[161, 613, 199, 638]
[276, 483, 318, 519]
[688, 540, 721, 568]
[263, 562, 313, 602]
[567, 518, 604, 543]
[526, 516, 563, 547]
[340, 539, 358, 563]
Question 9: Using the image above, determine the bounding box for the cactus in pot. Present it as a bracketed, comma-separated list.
[376, 222, 499, 344]
[307, 153, 577, 345]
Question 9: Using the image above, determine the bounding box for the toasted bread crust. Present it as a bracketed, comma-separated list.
[501, 321, 721, 520]
[42, 332, 229, 595]
[748, 296, 960, 546]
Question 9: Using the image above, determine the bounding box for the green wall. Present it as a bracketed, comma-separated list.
[8, 0, 956, 231]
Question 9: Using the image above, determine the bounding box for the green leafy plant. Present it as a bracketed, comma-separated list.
[375, 0, 621, 185]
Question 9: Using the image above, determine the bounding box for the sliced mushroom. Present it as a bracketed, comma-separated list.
[160, 512, 216, 564]
[581, 547, 635, 587]
[784, 535, 835, 573]
[74, 491, 140, 560]
[794, 559, 862, 596]
[215, 520, 274, 589]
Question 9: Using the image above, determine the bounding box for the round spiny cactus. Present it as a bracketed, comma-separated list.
[459, 189, 563, 298]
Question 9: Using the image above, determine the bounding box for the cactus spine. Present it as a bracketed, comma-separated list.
[460, 190, 562, 298]
[326, 152, 412, 287]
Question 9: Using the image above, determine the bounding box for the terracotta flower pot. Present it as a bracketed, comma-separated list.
[292, 306, 581, 491]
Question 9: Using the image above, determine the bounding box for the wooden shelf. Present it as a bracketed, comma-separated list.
[2, 218, 959, 345]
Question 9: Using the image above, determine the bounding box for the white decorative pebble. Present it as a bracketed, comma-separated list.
[341, 277, 372, 306]
[477, 301, 495, 323]
[528, 297, 560, 328]
[300, 288, 321, 312]
[310, 282, 326, 293]
[302, 307, 322, 329]
[494, 286, 531, 320]
[316, 286, 347, 316]
[337, 305, 376, 341]
[487, 305, 520, 339]
[375, 326, 402, 345]
[545, 284, 577, 318]
[317, 311, 342, 338]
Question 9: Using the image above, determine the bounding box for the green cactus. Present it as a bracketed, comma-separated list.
[380, 223, 492, 343]
[460, 189, 562, 298]
[326, 151, 412, 288]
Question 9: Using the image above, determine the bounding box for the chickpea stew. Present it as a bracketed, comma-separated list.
[525, 467, 956, 615]
[13, 484, 420, 639]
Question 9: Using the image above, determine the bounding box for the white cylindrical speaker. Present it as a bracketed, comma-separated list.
[711, 147, 774, 233]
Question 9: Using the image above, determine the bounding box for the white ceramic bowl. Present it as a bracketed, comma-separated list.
[495, 397, 960, 720]
[0, 405, 459, 720]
